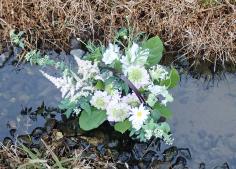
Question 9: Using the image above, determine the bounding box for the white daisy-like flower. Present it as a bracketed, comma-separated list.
[121, 93, 140, 107]
[90, 91, 111, 110]
[40, 70, 75, 98]
[129, 104, 150, 131]
[106, 101, 130, 122]
[149, 65, 168, 81]
[102, 43, 120, 65]
[127, 65, 150, 89]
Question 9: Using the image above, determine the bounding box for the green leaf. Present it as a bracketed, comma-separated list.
[79, 108, 107, 131]
[95, 80, 105, 90]
[113, 59, 122, 72]
[64, 108, 73, 118]
[142, 36, 164, 67]
[78, 97, 91, 115]
[154, 103, 172, 119]
[20, 144, 38, 160]
[161, 68, 180, 89]
[114, 120, 131, 134]
[59, 99, 77, 118]
[151, 109, 161, 121]
[159, 122, 171, 133]
[122, 82, 129, 95]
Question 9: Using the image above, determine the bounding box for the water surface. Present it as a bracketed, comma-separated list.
[0, 57, 236, 168]
[170, 74, 236, 168]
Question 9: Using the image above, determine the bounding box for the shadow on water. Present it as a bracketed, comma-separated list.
[0, 52, 235, 168]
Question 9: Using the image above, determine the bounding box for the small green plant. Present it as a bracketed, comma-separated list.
[10, 30, 25, 49]
[201, 0, 220, 6]
[26, 28, 180, 145]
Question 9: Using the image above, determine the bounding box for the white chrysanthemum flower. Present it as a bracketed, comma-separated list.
[102, 43, 120, 65]
[148, 84, 173, 105]
[121, 93, 139, 107]
[127, 65, 150, 89]
[40, 70, 76, 98]
[121, 43, 149, 74]
[106, 101, 130, 122]
[149, 65, 168, 81]
[90, 91, 111, 110]
[129, 104, 150, 131]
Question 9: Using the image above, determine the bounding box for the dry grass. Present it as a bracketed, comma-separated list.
[0, 139, 115, 168]
[0, 0, 235, 65]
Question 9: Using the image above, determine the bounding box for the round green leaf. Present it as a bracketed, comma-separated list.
[114, 120, 131, 134]
[79, 108, 107, 131]
[142, 36, 164, 67]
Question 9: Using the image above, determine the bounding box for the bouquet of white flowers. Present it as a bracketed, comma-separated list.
[26, 29, 179, 145]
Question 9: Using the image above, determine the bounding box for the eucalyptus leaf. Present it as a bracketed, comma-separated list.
[142, 36, 164, 67]
[79, 108, 107, 131]
[114, 120, 131, 134]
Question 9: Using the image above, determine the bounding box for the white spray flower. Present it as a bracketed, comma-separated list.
[129, 104, 150, 131]
[144, 129, 153, 140]
[127, 65, 150, 89]
[74, 56, 101, 81]
[40, 70, 75, 98]
[121, 93, 140, 107]
[102, 43, 120, 65]
[106, 101, 130, 122]
[149, 65, 168, 81]
[90, 91, 111, 110]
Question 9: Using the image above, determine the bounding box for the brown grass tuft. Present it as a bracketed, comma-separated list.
[0, 0, 235, 65]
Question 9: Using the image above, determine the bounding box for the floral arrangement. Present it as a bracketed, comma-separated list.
[25, 29, 179, 145]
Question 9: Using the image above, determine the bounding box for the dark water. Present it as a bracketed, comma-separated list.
[0, 60, 61, 139]
[0, 58, 236, 168]
[170, 74, 236, 168]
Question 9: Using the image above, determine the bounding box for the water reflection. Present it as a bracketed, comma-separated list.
[170, 73, 236, 168]
[0, 61, 61, 139]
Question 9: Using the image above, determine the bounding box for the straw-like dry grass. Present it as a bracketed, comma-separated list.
[0, 0, 235, 65]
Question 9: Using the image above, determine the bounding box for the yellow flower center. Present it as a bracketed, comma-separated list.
[137, 111, 143, 118]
